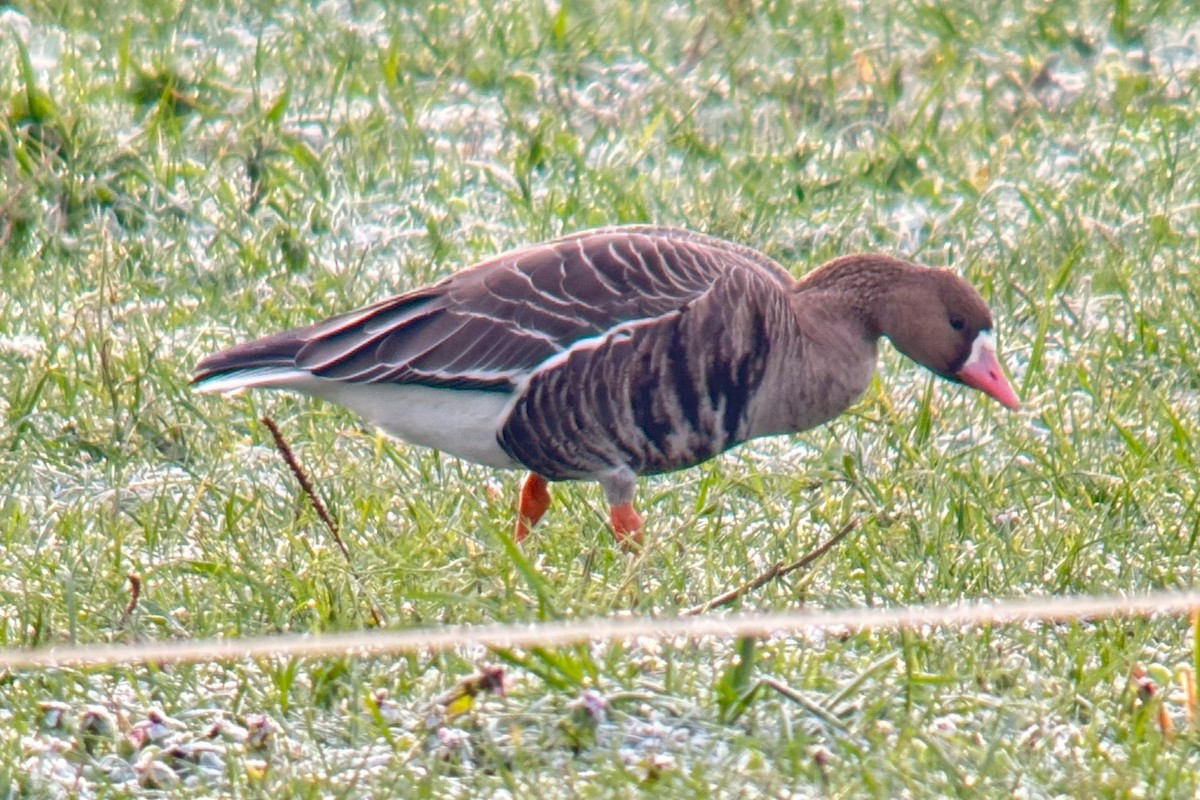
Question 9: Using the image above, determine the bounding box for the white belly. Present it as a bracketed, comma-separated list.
[318, 380, 519, 468]
[198, 368, 519, 468]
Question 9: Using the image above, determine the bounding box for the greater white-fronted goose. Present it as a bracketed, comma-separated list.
[193, 226, 1019, 545]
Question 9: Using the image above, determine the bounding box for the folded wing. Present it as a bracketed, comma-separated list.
[192, 226, 794, 393]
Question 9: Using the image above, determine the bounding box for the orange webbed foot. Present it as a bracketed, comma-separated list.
[609, 503, 643, 549]
[514, 473, 551, 542]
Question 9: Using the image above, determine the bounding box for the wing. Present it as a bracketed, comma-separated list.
[194, 226, 795, 393]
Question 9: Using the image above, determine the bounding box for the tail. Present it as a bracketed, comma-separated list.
[192, 330, 311, 394]
[193, 290, 443, 394]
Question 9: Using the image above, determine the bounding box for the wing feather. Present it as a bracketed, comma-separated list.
[193, 226, 795, 393]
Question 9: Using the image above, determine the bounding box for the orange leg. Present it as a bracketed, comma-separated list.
[608, 503, 643, 548]
[514, 473, 551, 542]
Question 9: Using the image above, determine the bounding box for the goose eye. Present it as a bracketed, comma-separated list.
[949, 316, 966, 331]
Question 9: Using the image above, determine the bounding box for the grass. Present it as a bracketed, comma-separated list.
[2, 0, 1200, 795]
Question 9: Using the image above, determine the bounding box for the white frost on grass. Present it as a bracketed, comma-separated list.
[0, 333, 45, 358]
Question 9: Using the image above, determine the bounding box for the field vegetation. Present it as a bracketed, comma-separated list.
[2, 0, 1200, 795]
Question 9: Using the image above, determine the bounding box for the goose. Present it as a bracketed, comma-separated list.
[193, 226, 1019, 545]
